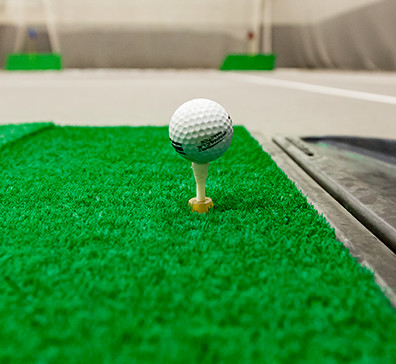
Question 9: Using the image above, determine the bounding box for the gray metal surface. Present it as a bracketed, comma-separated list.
[274, 136, 396, 253]
[304, 136, 396, 165]
[253, 133, 396, 306]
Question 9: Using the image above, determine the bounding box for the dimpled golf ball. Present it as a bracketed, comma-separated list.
[169, 99, 233, 164]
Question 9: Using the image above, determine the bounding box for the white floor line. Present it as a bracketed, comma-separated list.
[225, 72, 396, 106]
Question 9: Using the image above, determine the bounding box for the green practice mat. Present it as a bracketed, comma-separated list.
[0, 124, 395, 363]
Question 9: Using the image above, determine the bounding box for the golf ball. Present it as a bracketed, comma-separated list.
[169, 99, 233, 164]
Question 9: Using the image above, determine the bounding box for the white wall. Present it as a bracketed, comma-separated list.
[1, 0, 385, 26]
[272, 0, 383, 25]
[1, 0, 256, 29]
[1, 0, 393, 70]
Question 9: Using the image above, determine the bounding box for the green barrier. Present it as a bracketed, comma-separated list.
[221, 53, 276, 71]
[5, 53, 62, 71]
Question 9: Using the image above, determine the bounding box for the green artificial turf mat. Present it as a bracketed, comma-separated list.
[0, 124, 395, 363]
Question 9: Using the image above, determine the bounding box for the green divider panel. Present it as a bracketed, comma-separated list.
[221, 53, 276, 71]
[5, 53, 62, 71]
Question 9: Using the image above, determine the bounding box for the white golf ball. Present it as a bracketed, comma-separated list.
[169, 99, 233, 164]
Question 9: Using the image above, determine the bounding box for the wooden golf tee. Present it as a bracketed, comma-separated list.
[189, 162, 213, 213]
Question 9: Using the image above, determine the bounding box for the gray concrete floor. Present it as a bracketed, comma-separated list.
[0, 69, 395, 138]
[253, 69, 396, 96]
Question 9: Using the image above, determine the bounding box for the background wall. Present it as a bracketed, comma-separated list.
[272, 0, 396, 69]
[272, 0, 382, 24]
[0, 0, 395, 69]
